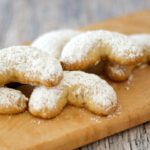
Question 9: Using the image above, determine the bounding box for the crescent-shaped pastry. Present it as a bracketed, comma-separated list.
[60, 30, 143, 70]
[0, 87, 28, 114]
[29, 71, 117, 119]
[0, 46, 63, 87]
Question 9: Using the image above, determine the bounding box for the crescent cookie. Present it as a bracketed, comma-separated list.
[29, 71, 117, 119]
[32, 29, 80, 59]
[60, 30, 143, 70]
[0, 46, 63, 87]
[0, 87, 28, 114]
[106, 34, 150, 81]
[105, 62, 135, 81]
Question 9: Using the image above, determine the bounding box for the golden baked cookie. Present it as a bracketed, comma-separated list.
[29, 71, 117, 119]
[105, 62, 135, 81]
[29, 85, 67, 119]
[60, 30, 143, 70]
[105, 34, 150, 81]
[0, 87, 28, 114]
[0, 46, 63, 87]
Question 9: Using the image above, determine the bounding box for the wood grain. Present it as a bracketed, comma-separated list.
[0, 10, 149, 150]
[0, 1, 150, 149]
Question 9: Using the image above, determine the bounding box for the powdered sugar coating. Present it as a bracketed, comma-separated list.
[0, 87, 28, 114]
[130, 34, 150, 49]
[0, 46, 63, 86]
[130, 34, 150, 59]
[105, 34, 150, 81]
[60, 30, 143, 66]
[63, 71, 117, 109]
[32, 29, 80, 59]
[30, 86, 65, 110]
[29, 71, 117, 118]
[29, 84, 67, 118]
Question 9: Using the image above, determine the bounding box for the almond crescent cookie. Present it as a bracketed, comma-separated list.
[32, 29, 80, 59]
[0, 87, 28, 114]
[0, 46, 63, 87]
[105, 34, 150, 81]
[29, 71, 117, 119]
[105, 62, 135, 81]
[60, 30, 143, 70]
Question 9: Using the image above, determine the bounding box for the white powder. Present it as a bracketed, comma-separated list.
[29, 85, 64, 110]
[130, 34, 150, 60]
[130, 34, 150, 50]
[0, 87, 28, 107]
[0, 46, 63, 85]
[32, 29, 80, 59]
[30, 71, 117, 112]
[63, 71, 117, 109]
[60, 30, 143, 64]
[127, 74, 134, 85]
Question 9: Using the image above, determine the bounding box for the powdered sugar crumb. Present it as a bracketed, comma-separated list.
[30, 119, 42, 125]
[107, 104, 122, 119]
[90, 115, 101, 122]
[127, 74, 134, 85]
[124, 74, 134, 90]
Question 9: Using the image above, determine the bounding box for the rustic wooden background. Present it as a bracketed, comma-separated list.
[0, 0, 150, 149]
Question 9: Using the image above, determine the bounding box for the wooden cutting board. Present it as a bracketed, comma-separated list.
[0, 10, 150, 150]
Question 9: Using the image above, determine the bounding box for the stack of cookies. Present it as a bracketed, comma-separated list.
[0, 29, 149, 119]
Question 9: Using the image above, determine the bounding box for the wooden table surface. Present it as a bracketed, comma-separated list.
[0, 1, 149, 150]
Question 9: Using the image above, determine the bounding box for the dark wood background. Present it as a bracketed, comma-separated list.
[0, 0, 150, 149]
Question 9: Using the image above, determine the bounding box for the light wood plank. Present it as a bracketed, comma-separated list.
[0, 1, 149, 149]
